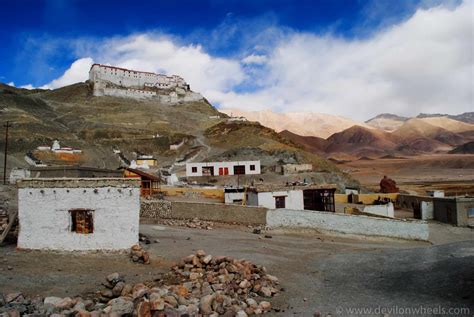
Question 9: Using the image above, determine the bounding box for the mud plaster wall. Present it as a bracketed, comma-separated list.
[18, 184, 140, 251]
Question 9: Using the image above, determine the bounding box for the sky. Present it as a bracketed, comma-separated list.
[0, 0, 472, 121]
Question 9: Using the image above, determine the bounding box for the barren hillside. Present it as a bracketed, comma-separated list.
[219, 108, 370, 138]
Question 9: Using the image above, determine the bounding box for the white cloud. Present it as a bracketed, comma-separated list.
[242, 54, 268, 65]
[217, 0, 473, 120]
[7, 82, 15, 87]
[40, 57, 94, 89]
[40, 1, 472, 120]
[20, 84, 35, 89]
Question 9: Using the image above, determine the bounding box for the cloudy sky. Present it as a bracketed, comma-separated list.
[1, 0, 472, 120]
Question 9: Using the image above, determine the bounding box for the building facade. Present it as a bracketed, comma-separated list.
[186, 161, 261, 177]
[246, 185, 336, 212]
[17, 178, 140, 251]
[89, 64, 202, 102]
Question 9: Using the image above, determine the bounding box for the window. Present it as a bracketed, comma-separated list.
[233, 165, 246, 175]
[275, 196, 286, 209]
[468, 208, 474, 218]
[70, 209, 94, 234]
[249, 165, 256, 171]
[191, 167, 198, 173]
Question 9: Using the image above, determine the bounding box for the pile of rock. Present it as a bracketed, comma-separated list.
[159, 217, 214, 230]
[130, 244, 150, 264]
[0, 208, 8, 233]
[1, 251, 280, 316]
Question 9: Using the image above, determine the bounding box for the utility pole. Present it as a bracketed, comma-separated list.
[3, 121, 12, 185]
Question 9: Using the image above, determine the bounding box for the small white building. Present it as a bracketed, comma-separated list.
[246, 184, 336, 212]
[224, 188, 246, 204]
[186, 161, 261, 177]
[17, 178, 140, 251]
[282, 164, 312, 175]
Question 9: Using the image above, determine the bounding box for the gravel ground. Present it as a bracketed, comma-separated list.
[1, 223, 473, 316]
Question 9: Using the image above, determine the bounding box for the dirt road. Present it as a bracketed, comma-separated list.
[1, 224, 473, 316]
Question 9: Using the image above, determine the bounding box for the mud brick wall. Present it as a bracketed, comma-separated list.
[141, 200, 267, 225]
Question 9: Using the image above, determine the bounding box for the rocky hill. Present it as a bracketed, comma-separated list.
[0, 82, 356, 187]
[365, 113, 408, 131]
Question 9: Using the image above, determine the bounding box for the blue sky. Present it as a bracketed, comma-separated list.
[0, 0, 471, 119]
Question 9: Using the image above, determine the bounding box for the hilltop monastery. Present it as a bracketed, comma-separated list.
[89, 64, 203, 103]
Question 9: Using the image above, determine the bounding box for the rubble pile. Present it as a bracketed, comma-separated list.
[159, 217, 214, 230]
[130, 244, 150, 264]
[0, 251, 280, 316]
[0, 208, 8, 232]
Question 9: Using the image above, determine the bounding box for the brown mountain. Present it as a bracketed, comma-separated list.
[324, 125, 399, 157]
[279, 130, 328, 154]
[392, 118, 469, 153]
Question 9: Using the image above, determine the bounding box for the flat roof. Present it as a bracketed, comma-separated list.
[248, 184, 337, 193]
[17, 178, 140, 188]
[29, 166, 121, 173]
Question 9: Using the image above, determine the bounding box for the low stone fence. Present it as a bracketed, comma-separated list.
[141, 200, 267, 225]
[266, 209, 429, 241]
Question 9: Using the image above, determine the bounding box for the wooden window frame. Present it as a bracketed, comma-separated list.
[274, 196, 286, 209]
[69, 209, 94, 234]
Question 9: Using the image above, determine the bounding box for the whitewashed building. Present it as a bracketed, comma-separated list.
[17, 178, 140, 251]
[246, 184, 336, 212]
[186, 161, 261, 177]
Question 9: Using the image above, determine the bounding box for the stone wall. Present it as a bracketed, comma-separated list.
[267, 209, 429, 241]
[141, 200, 267, 225]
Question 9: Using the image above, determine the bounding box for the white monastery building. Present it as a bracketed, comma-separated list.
[17, 178, 140, 251]
[186, 161, 261, 177]
[89, 64, 203, 103]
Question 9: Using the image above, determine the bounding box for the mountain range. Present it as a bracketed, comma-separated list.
[221, 109, 474, 158]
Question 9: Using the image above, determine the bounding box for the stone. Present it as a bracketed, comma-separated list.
[44, 297, 63, 306]
[76, 309, 91, 317]
[259, 301, 271, 311]
[163, 295, 178, 308]
[246, 298, 258, 308]
[196, 250, 206, 257]
[202, 255, 213, 264]
[108, 297, 134, 315]
[100, 289, 114, 299]
[5, 293, 22, 303]
[137, 301, 151, 317]
[239, 280, 251, 289]
[121, 283, 133, 296]
[55, 297, 74, 310]
[199, 295, 215, 315]
[236, 310, 248, 317]
[112, 281, 125, 297]
[132, 283, 149, 299]
[258, 287, 272, 298]
[106, 273, 120, 284]
[150, 298, 165, 311]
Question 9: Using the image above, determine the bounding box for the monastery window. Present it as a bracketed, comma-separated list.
[192, 167, 198, 173]
[274, 196, 286, 209]
[69, 209, 94, 234]
[250, 165, 256, 171]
